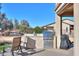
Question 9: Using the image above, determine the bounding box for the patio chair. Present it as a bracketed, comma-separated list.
[25, 37, 36, 49]
[21, 37, 36, 55]
[0, 37, 22, 56]
[11, 37, 22, 56]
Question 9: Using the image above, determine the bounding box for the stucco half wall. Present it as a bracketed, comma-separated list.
[21, 34, 44, 49]
[0, 34, 44, 49]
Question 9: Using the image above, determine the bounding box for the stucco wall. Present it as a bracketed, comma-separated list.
[55, 14, 62, 48]
[0, 36, 19, 44]
[74, 4, 79, 55]
[21, 34, 44, 49]
[62, 22, 70, 35]
[0, 34, 44, 49]
[63, 20, 74, 25]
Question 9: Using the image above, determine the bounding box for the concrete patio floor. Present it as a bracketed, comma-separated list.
[0, 48, 73, 56]
[31, 48, 74, 56]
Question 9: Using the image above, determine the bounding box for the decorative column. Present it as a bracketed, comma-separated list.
[74, 3, 79, 56]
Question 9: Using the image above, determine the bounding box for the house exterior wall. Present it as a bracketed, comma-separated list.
[55, 3, 73, 49]
[62, 22, 70, 35]
[63, 20, 74, 25]
[44, 27, 54, 32]
[55, 14, 62, 48]
[74, 3, 79, 56]
[42, 23, 55, 32]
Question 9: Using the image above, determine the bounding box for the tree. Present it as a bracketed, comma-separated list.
[21, 19, 29, 28]
[18, 19, 30, 33]
[18, 24, 27, 32]
[0, 13, 6, 23]
[0, 13, 14, 31]
[33, 26, 43, 33]
[2, 18, 8, 30]
[14, 19, 19, 29]
[2, 13, 6, 19]
[0, 22, 2, 30]
[8, 20, 13, 30]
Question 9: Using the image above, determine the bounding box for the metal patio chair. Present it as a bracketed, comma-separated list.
[11, 37, 22, 56]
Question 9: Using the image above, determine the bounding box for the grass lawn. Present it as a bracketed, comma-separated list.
[0, 43, 11, 52]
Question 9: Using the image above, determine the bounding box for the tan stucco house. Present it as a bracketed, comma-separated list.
[42, 19, 74, 36]
[62, 19, 74, 35]
[54, 3, 79, 55]
[42, 22, 55, 32]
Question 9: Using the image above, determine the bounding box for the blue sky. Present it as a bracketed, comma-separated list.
[1, 3, 55, 27]
[1, 3, 73, 27]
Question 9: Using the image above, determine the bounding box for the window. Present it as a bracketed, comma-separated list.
[66, 27, 68, 32]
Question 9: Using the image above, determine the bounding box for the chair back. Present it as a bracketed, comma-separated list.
[26, 37, 36, 49]
[12, 37, 21, 51]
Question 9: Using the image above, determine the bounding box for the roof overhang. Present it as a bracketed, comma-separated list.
[55, 3, 73, 16]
